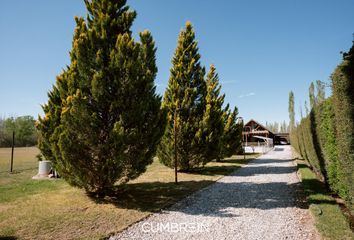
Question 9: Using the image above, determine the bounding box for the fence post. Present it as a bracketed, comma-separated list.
[10, 131, 14, 173]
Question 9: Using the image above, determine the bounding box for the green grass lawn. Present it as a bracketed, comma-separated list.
[296, 160, 354, 240]
[0, 147, 259, 239]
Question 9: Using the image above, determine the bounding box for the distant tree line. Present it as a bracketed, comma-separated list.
[36, 0, 242, 196]
[289, 40, 354, 212]
[265, 121, 289, 133]
[0, 116, 37, 147]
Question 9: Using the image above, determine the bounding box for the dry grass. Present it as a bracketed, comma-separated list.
[0, 149, 258, 239]
[0, 147, 39, 173]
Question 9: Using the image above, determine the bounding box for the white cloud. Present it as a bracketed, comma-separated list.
[238, 92, 256, 98]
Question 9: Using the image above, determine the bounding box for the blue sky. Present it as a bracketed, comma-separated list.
[0, 0, 353, 125]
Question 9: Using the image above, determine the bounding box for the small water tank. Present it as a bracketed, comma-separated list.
[38, 161, 52, 177]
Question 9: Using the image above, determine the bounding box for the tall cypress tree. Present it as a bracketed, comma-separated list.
[36, 0, 165, 195]
[202, 64, 225, 162]
[309, 82, 316, 109]
[288, 91, 295, 130]
[304, 100, 309, 116]
[157, 22, 206, 171]
[316, 80, 325, 104]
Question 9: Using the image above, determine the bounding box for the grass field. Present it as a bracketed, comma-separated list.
[296, 160, 354, 240]
[0, 147, 40, 173]
[0, 147, 259, 239]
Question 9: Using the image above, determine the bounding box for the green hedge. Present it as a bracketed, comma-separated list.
[291, 43, 354, 211]
[331, 53, 354, 206]
[291, 98, 350, 207]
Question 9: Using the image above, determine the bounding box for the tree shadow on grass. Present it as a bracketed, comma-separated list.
[0, 237, 18, 240]
[185, 166, 241, 176]
[189, 164, 299, 177]
[297, 162, 337, 205]
[90, 180, 215, 213]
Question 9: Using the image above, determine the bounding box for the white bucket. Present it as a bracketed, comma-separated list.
[38, 161, 52, 176]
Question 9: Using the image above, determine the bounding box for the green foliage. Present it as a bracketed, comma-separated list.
[331, 43, 354, 205]
[292, 98, 350, 207]
[316, 80, 325, 104]
[304, 100, 309, 116]
[315, 98, 346, 198]
[157, 22, 207, 171]
[309, 82, 315, 109]
[202, 65, 225, 162]
[291, 41, 354, 211]
[303, 116, 321, 174]
[36, 0, 165, 195]
[299, 102, 304, 119]
[220, 106, 243, 158]
[0, 116, 37, 147]
[288, 91, 295, 130]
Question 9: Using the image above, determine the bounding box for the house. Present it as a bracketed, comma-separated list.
[243, 119, 289, 146]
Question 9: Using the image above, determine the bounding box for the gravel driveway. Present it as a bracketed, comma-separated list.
[111, 146, 319, 240]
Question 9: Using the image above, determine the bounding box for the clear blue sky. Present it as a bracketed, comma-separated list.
[1, 0, 353, 125]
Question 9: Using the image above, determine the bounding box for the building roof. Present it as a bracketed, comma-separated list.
[243, 119, 274, 135]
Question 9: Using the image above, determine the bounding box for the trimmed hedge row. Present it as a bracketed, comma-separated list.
[331, 47, 354, 207]
[291, 98, 349, 205]
[291, 43, 354, 211]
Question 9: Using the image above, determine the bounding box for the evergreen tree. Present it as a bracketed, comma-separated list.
[304, 100, 309, 116]
[202, 64, 225, 162]
[316, 80, 325, 104]
[288, 91, 295, 130]
[220, 106, 242, 157]
[299, 101, 304, 119]
[36, 0, 165, 195]
[157, 22, 206, 171]
[309, 82, 315, 109]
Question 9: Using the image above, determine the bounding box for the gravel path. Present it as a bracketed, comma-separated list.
[111, 146, 319, 240]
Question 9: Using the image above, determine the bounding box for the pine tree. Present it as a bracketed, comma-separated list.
[288, 91, 295, 130]
[36, 0, 165, 195]
[220, 106, 242, 158]
[202, 64, 225, 162]
[157, 22, 206, 171]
